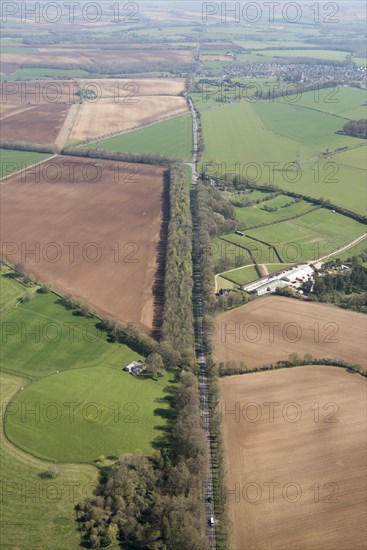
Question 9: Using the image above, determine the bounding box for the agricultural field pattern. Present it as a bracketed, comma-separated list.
[0, 2, 366, 550]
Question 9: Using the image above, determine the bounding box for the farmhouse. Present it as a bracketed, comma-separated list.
[124, 360, 146, 376]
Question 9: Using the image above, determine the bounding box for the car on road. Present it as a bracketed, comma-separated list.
[209, 516, 215, 527]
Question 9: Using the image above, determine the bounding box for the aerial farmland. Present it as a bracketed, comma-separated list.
[0, 2, 366, 549]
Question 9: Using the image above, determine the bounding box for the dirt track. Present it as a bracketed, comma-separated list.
[221, 366, 367, 550]
[1, 156, 166, 333]
[213, 296, 367, 368]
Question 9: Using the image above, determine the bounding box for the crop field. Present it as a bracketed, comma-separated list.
[221, 366, 367, 550]
[0, 80, 79, 144]
[0, 148, 50, 178]
[70, 95, 188, 142]
[1, 47, 194, 67]
[78, 78, 185, 97]
[245, 209, 366, 263]
[89, 113, 192, 160]
[214, 296, 367, 368]
[200, 101, 367, 214]
[5, 365, 173, 462]
[0, 372, 98, 549]
[1, 156, 166, 333]
[1, 102, 71, 144]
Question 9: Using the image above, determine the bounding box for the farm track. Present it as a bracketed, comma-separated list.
[189, 97, 216, 550]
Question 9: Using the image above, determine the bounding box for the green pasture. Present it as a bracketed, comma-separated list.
[246, 209, 366, 263]
[89, 114, 193, 160]
[5, 366, 173, 462]
[221, 264, 259, 286]
[216, 276, 238, 291]
[334, 144, 367, 170]
[0, 271, 27, 310]
[0, 292, 138, 379]
[0, 372, 98, 549]
[200, 101, 366, 215]
[220, 234, 278, 265]
[261, 49, 349, 61]
[235, 200, 315, 228]
[253, 100, 360, 148]
[333, 237, 367, 262]
[278, 86, 367, 117]
[14, 67, 91, 78]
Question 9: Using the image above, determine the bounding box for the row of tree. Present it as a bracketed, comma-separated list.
[161, 164, 196, 368]
[76, 373, 209, 549]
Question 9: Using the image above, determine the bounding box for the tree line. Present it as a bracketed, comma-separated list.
[161, 164, 196, 368]
[77, 371, 210, 549]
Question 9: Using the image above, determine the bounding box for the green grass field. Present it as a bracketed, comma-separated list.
[334, 145, 367, 170]
[216, 276, 238, 291]
[234, 200, 316, 228]
[0, 271, 26, 310]
[278, 86, 367, 118]
[333, 236, 367, 262]
[261, 49, 349, 61]
[221, 264, 259, 286]
[0, 149, 50, 178]
[199, 100, 366, 215]
[5, 366, 173, 462]
[0, 372, 98, 549]
[246, 209, 366, 263]
[220, 234, 279, 265]
[0, 292, 138, 379]
[87, 114, 192, 160]
[13, 68, 91, 78]
[253, 100, 358, 148]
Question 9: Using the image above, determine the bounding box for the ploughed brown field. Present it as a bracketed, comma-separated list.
[1, 80, 78, 144]
[1, 48, 194, 66]
[220, 366, 367, 550]
[1, 156, 166, 333]
[0, 78, 187, 144]
[213, 296, 367, 368]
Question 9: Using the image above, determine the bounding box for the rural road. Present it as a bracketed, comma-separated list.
[315, 232, 367, 262]
[189, 97, 217, 550]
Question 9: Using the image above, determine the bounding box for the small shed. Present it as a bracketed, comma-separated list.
[124, 360, 146, 376]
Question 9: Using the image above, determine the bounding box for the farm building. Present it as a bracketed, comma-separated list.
[124, 360, 146, 376]
[280, 264, 314, 283]
[251, 280, 288, 296]
[241, 264, 315, 295]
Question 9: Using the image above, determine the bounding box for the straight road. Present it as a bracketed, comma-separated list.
[188, 97, 217, 550]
